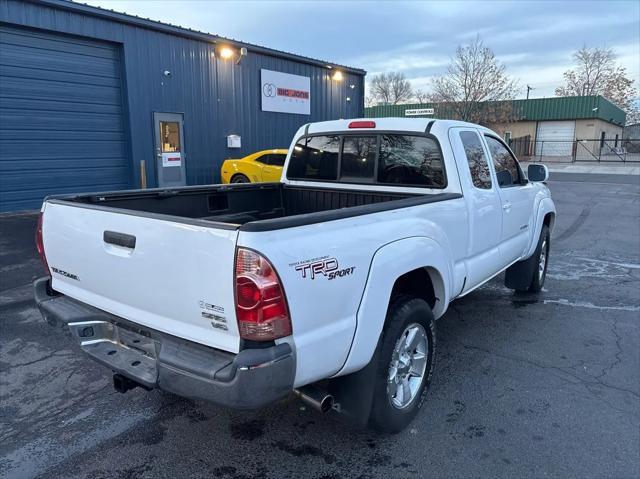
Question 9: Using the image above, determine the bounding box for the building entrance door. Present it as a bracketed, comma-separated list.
[154, 113, 186, 187]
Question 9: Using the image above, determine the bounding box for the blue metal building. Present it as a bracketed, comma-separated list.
[0, 0, 366, 211]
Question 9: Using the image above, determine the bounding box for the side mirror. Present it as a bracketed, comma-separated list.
[527, 164, 549, 182]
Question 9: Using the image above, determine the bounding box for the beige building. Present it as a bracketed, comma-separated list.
[367, 95, 626, 161]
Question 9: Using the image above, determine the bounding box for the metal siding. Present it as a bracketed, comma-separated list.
[0, 23, 129, 212]
[0, 0, 365, 211]
[365, 96, 625, 125]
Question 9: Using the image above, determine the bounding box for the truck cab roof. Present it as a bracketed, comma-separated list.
[304, 118, 495, 136]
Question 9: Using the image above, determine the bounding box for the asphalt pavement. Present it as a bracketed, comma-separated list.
[1, 173, 638, 479]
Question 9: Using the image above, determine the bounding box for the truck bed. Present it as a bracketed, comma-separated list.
[48, 183, 461, 231]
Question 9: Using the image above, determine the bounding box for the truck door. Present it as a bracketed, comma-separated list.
[449, 128, 503, 291]
[483, 134, 534, 265]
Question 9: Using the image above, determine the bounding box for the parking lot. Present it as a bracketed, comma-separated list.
[1, 173, 638, 479]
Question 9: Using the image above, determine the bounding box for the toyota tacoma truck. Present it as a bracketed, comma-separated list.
[34, 118, 555, 432]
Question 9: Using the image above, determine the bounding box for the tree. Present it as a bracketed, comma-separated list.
[556, 46, 639, 124]
[368, 72, 413, 105]
[413, 89, 429, 104]
[428, 36, 519, 124]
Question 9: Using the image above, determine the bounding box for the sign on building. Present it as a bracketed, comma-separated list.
[261, 69, 311, 115]
[405, 108, 434, 116]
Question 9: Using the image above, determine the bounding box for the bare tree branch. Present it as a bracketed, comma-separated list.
[556, 46, 638, 124]
[413, 89, 429, 103]
[368, 72, 414, 105]
[427, 36, 518, 124]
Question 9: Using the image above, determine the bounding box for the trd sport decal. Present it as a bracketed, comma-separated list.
[290, 256, 355, 280]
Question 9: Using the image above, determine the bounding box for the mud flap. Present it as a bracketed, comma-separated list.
[505, 254, 536, 290]
[327, 339, 382, 427]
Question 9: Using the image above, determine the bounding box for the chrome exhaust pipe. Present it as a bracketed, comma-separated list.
[294, 385, 334, 413]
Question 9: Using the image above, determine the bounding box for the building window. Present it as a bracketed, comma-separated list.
[600, 131, 606, 148]
[615, 134, 619, 148]
[160, 122, 181, 152]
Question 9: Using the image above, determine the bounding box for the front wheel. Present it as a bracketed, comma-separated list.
[369, 296, 435, 433]
[527, 225, 550, 293]
[505, 224, 551, 293]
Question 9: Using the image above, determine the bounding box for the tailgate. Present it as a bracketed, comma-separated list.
[42, 202, 240, 353]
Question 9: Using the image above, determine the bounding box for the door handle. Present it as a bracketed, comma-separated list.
[103, 231, 136, 249]
[502, 202, 512, 211]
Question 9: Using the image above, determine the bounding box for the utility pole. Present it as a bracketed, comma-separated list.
[526, 85, 534, 99]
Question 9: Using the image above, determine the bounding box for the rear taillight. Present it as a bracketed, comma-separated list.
[234, 248, 291, 341]
[35, 212, 49, 274]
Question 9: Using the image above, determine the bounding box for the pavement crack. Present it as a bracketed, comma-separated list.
[3, 350, 71, 369]
[458, 341, 640, 403]
[596, 318, 623, 380]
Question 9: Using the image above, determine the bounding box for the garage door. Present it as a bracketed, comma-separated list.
[0, 25, 129, 212]
[535, 120, 575, 157]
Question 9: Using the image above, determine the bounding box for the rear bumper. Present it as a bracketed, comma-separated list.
[34, 277, 295, 409]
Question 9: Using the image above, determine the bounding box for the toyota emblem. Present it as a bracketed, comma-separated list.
[263, 83, 276, 97]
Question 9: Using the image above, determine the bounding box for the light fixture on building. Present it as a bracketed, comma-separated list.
[349, 84, 355, 89]
[332, 71, 343, 81]
[236, 47, 248, 65]
[219, 46, 235, 59]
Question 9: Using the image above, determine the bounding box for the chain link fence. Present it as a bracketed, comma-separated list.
[508, 137, 640, 163]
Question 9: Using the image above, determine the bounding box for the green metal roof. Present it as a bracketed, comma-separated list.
[365, 95, 626, 126]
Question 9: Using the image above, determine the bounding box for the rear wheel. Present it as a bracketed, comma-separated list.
[231, 174, 250, 183]
[369, 296, 435, 433]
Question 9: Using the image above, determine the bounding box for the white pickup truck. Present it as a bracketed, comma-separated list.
[34, 118, 555, 432]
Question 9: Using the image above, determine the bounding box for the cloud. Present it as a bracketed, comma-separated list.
[85, 0, 640, 98]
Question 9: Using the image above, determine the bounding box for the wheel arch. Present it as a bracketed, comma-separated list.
[230, 172, 251, 183]
[390, 266, 446, 318]
[524, 197, 556, 259]
[335, 236, 451, 377]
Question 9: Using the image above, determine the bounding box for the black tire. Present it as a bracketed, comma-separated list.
[505, 225, 551, 293]
[369, 296, 435, 433]
[231, 174, 250, 183]
[527, 225, 550, 293]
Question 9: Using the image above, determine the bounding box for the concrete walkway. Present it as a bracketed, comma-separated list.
[521, 161, 640, 175]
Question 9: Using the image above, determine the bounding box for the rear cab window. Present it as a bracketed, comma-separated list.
[287, 136, 340, 181]
[340, 136, 377, 181]
[287, 133, 446, 188]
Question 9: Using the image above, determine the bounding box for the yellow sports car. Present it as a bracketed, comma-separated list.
[220, 149, 288, 184]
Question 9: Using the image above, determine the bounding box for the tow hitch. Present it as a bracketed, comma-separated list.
[113, 373, 148, 393]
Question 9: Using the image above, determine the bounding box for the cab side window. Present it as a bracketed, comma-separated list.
[459, 131, 491, 189]
[484, 136, 523, 187]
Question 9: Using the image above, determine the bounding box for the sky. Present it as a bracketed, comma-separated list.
[85, 0, 640, 100]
